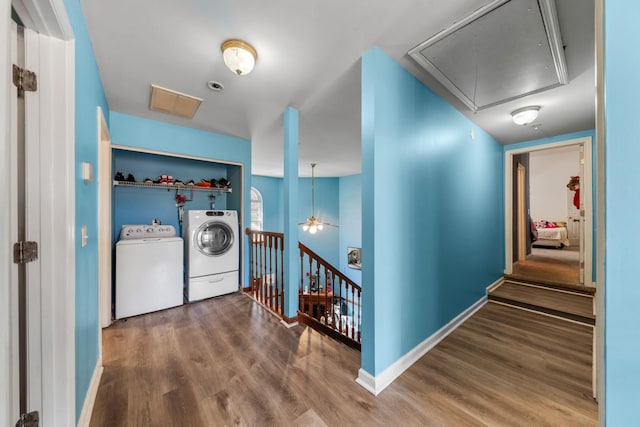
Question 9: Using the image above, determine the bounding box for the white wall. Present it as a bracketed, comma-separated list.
[529, 145, 580, 224]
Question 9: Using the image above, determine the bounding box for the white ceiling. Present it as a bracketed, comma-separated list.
[82, 0, 594, 177]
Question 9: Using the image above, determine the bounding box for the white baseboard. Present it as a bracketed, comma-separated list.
[356, 296, 487, 395]
[280, 320, 299, 328]
[77, 357, 103, 427]
[486, 277, 504, 293]
[355, 369, 376, 394]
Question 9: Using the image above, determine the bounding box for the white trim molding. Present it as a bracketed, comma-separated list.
[280, 320, 299, 328]
[486, 276, 504, 293]
[2, 14, 19, 427]
[356, 296, 487, 395]
[77, 358, 103, 427]
[11, 0, 73, 40]
[3, 1, 76, 425]
[98, 106, 112, 331]
[28, 28, 76, 426]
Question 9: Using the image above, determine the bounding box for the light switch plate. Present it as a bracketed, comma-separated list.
[81, 225, 88, 247]
[82, 162, 93, 183]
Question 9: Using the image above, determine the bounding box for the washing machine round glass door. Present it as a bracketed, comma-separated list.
[195, 221, 234, 256]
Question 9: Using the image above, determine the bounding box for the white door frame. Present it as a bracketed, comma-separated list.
[516, 162, 526, 261]
[504, 136, 594, 287]
[98, 106, 112, 330]
[594, 0, 605, 418]
[3, 0, 76, 425]
[2, 8, 19, 426]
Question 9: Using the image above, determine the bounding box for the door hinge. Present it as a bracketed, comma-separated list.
[12, 64, 38, 94]
[15, 411, 39, 427]
[13, 241, 38, 264]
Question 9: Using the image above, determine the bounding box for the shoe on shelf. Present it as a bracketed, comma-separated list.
[126, 173, 136, 182]
[174, 179, 184, 186]
[143, 178, 153, 184]
[196, 179, 211, 188]
[167, 175, 174, 185]
[186, 180, 195, 186]
[114, 172, 125, 181]
[218, 178, 230, 188]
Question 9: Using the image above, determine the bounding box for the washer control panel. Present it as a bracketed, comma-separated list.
[119, 224, 177, 240]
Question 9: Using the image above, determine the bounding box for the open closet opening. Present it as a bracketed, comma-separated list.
[104, 145, 245, 322]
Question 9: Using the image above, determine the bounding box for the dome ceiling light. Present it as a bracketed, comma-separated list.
[511, 106, 541, 126]
[221, 39, 257, 76]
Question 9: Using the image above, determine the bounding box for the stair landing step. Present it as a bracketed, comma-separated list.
[489, 281, 594, 326]
[503, 274, 595, 295]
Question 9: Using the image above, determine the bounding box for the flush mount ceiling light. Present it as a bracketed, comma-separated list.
[221, 39, 257, 76]
[299, 163, 337, 234]
[511, 106, 541, 126]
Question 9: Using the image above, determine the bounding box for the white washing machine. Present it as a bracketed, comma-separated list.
[185, 210, 239, 301]
[115, 224, 183, 319]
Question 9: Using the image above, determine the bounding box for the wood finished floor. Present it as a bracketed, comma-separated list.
[510, 247, 581, 287]
[91, 293, 597, 427]
[489, 281, 595, 325]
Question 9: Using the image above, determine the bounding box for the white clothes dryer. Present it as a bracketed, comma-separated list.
[185, 210, 239, 301]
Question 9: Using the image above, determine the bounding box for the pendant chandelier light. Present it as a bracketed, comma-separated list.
[299, 163, 336, 234]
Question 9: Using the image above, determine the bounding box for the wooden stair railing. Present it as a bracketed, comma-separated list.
[245, 228, 285, 318]
[298, 242, 361, 350]
[245, 229, 362, 350]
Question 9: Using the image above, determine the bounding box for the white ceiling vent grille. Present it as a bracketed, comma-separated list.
[149, 84, 203, 119]
[408, 0, 568, 112]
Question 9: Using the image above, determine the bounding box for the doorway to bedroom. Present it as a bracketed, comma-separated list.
[504, 136, 593, 290]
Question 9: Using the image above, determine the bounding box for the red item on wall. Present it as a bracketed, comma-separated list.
[567, 176, 580, 210]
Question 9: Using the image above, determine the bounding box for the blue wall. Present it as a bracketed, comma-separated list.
[252, 173, 362, 286]
[251, 175, 283, 232]
[109, 112, 251, 164]
[339, 175, 362, 285]
[604, 1, 640, 424]
[360, 48, 504, 376]
[64, 0, 109, 419]
[112, 149, 232, 240]
[504, 129, 597, 281]
[251, 175, 340, 266]
[503, 130, 595, 152]
[298, 177, 340, 267]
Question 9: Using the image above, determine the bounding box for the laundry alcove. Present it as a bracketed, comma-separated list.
[111, 147, 243, 242]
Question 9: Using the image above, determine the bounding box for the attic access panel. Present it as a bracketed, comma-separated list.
[408, 0, 568, 111]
